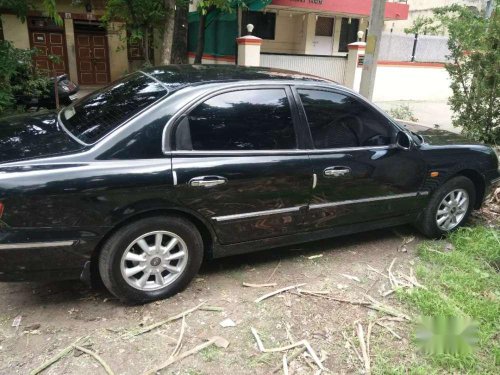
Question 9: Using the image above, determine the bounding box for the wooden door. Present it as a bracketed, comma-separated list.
[29, 19, 68, 76]
[75, 33, 110, 85]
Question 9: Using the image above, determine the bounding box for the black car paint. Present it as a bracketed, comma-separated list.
[0, 65, 498, 282]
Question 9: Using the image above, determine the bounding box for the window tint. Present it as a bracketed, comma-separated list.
[184, 89, 296, 151]
[60, 72, 167, 144]
[298, 89, 395, 149]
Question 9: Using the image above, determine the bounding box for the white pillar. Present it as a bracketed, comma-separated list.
[236, 35, 262, 67]
[344, 42, 365, 89]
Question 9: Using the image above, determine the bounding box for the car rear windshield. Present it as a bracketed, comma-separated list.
[59, 72, 168, 144]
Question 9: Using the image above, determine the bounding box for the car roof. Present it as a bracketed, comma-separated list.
[141, 64, 335, 91]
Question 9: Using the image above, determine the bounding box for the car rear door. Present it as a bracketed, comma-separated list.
[170, 85, 313, 244]
[294, 86, 428, 230]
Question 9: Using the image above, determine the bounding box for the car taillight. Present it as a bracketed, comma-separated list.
[0, 202, 3, 218]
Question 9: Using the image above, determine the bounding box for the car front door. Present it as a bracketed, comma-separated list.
[170, 86, 313, 245]
[294, 87, 428, 230]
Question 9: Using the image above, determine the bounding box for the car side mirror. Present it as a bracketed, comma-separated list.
[395, 131, 412, 150]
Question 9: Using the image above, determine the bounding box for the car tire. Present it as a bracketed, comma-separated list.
[98, 216, 203, 304]
[416, 176, 476, 238]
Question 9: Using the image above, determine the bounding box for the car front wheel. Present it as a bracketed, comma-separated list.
[416, 176, 476, 238]
[99, 216, 203, 303]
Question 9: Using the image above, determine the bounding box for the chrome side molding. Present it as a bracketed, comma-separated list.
[0, 241, 76, 250]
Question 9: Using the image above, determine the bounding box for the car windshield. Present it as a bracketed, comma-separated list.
[59, 72, 168, 144]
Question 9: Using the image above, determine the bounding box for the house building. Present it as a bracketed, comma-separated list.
[188, 0, 409, 63]
[0, 0, 163, 86]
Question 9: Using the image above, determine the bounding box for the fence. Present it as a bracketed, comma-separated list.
[260, 53, 347, 83]
[379, 32, 450, 63]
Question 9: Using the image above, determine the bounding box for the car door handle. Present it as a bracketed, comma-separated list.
[189, 176, 227, 187]
[324, 166, 351, 177]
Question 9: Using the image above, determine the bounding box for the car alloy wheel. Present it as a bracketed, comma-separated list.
[120, 230, 188, 291]
[435, 188, 469, 231]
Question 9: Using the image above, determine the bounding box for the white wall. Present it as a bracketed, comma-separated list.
[353, 64, 452, 101]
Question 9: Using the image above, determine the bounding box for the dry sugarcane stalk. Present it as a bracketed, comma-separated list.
[254, 283, 307, 303]
[199, 306, 224, 312]
[125, 302, 206, 337]
[74, 346, 115, 375]
[242, 282, 278, 288]
[266, 260, 281, 282]
[251, 328, 324, 370]
[387, 258, 399, 289]
[143, 336, 229, 375]
[30, 336, 89, 375]
[297, 288, 330, 295]
[297, 289, 370, 305]
[283, 354, 289, 375]
[364, 295, 411, 321]
[169, 315, 186, 359]
[341, 331, 364, 365]
[272, 347, 306, 373]
[356, 322, 371, 375]
[375, 321, 402, 340]
[366, 265, 389, 279]
[366, 320, 375, 358]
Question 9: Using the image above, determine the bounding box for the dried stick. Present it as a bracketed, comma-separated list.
[266, 260, 281, 282]
[199, 306, 224, 312]
[375, 321, 402, 340]
[30, 336, 89, 375]
[364, 295, 411, 321]
[271, 347, 306, 373]
[254, 283, 306, 303]
[242, 282, 278, 288]
[143, 337, 227, 375]
[366, 321, 375, 358]
[297, 289, 370, 305]
[356, 322, 370, 375]
[341, 331, 363, 364]
[74, 346, 115, 375]
[126, 302, 206, 337]
[251, 328, 324, 370]
[283, 354, 289, 375]
[366, 265, 389, 279]
[169, 315, 186, 359]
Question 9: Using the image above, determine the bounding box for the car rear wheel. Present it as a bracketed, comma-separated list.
[99, 216, 203, 303]
[416, 176, 476, 238]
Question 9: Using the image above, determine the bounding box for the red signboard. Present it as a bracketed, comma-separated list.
[270, 0, 409, 20]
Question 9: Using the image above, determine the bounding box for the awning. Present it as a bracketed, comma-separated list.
[269, 0, 409, 20]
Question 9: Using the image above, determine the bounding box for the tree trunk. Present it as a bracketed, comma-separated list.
[161, 0, 176, 64]
[171, 3, 188, 64]
[144, 28, 150, 64]
[194, 11, 207, 64]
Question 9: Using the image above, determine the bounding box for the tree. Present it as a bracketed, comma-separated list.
[194, 0, 234, 64]
[434, 4, 499, 144]
[102, 0, 167, 65]
[404, 15, 442, 35]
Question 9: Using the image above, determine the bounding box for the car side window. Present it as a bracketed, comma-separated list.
[297, 89, 395, 149]
[178, 89, 296, 151]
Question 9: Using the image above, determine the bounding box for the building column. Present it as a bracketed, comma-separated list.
[344, 42, 365, 89]
[107, 22, 128, 81]
[64, 18, 78, 83]
[332, 16, 342, 53]
[236, 35, 262, 67]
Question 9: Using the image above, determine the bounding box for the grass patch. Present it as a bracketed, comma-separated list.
[200, 346, 221, 362]
[397, 226, 500, 374]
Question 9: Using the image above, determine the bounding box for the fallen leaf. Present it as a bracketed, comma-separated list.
[219, 318, 236, 328]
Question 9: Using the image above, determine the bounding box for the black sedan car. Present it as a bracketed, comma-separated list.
[0, 65, 498, 303]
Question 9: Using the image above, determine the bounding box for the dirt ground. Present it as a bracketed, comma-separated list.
[0, 225, 423, 375]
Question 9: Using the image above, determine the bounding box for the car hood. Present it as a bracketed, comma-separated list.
[401, 122, 482, 146]
[0, 110, 84, 164]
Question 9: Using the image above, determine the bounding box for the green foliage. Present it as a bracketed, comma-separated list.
[0, 0, 62, 25]
[433, 5, 499, 144]
[0, 41, 49, 115]
[404, 15, 442, 35]
[387, 104, 419, 122]
[398, 226, 500, 373]
[101, 0, 168, 63]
